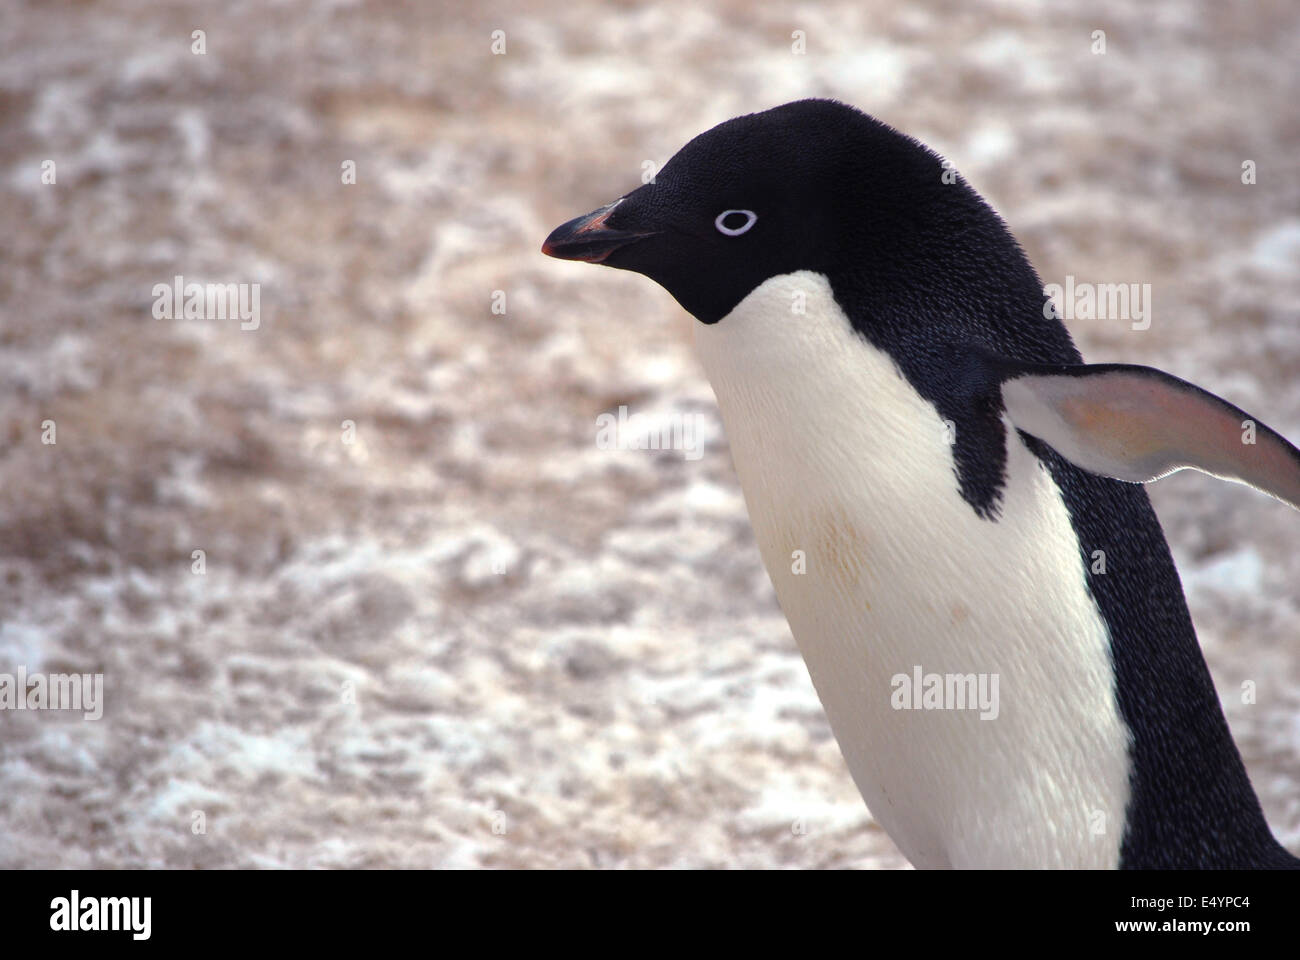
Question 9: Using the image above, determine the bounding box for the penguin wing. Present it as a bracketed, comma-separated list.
[998, 362, 1300, 513]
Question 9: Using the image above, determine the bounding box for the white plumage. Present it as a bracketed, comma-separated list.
[694, 271, 1132, 868]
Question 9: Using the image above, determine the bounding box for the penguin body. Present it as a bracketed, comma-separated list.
[696, 271, 1129, 868]
[543, 99, 1300, 868]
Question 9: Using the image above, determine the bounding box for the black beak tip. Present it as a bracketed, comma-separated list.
[542, 200, 654, 264]
[540, 227, 579, 260]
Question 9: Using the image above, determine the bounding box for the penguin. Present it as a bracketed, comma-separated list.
[542, 99, 1300, 869]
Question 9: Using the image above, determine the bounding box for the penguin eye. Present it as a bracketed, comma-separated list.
[714, 209, 757, 236]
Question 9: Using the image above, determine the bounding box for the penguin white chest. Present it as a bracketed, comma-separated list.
[693, 271, 1132, 869]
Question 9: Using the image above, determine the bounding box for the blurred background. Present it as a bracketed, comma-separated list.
[0, 0, 1297, 868]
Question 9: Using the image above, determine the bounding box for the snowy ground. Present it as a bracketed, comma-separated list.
[0, 0, 1297, 868]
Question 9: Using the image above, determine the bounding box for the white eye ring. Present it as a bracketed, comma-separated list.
[714, 209, 757, 236]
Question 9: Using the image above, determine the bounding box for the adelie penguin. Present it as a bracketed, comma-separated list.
[542, 99, 1300, 869]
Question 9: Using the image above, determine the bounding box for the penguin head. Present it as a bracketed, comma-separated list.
[544, 100, 1300, 529]
[543, 99, 991, 325]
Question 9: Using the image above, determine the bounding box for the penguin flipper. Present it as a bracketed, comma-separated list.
[998, 362, 1300, 513]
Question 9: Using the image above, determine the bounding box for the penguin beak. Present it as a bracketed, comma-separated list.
[542, 198, 657, 264]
